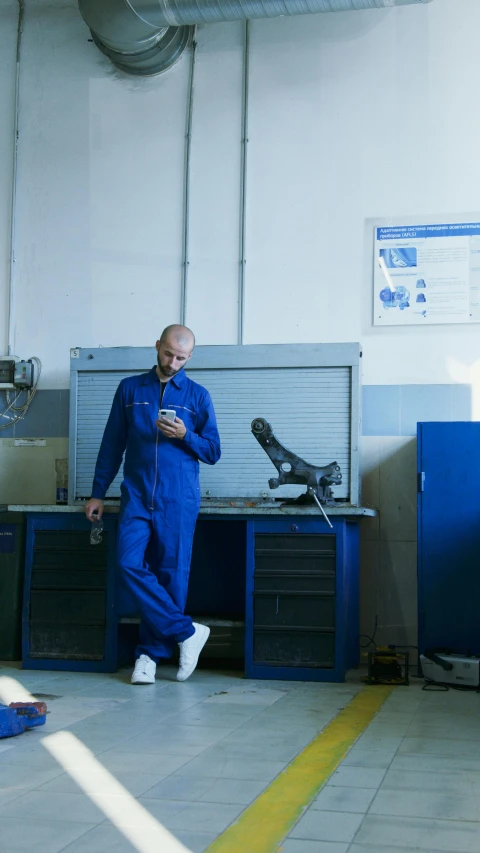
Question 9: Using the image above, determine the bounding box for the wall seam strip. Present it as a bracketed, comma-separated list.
[7, 0, 24, 356]
[238, 19, 250, 345]
[180, 34, 197, 327]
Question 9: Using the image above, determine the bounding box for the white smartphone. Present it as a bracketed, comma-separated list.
[158, 408, 176, 421]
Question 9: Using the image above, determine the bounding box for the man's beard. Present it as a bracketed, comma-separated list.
[157, 354, 178, 378]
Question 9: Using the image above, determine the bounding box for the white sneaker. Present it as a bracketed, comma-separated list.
[131, 654, 156, 684]
[177, 623, 210, 682]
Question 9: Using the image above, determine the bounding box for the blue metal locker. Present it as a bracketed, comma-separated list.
[417, 422, 480, 655]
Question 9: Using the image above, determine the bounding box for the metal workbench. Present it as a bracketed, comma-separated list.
[8, 502, 375, 682]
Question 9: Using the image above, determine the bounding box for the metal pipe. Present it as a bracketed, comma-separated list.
[78, 0, 433, 77]
[104, 0, 433, 28]
[78, 0, 194, 76]
[7, 0, 24, 356]
[180, 36, 197, 327]
[311, 489, 333, 529]
[238, 20, 250, 346]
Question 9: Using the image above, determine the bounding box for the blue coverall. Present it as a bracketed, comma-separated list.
[91, 366, 221, 661]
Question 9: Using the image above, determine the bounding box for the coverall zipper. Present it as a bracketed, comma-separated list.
[150, 383, 165, 511]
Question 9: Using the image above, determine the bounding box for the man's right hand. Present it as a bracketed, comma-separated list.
[85, 498, 104, 521]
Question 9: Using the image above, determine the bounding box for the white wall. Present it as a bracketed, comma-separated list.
[245, 3, 480, 388]
[0, 0, 479, 388]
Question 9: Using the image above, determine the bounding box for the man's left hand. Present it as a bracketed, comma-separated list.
[156, 415, 187, 440]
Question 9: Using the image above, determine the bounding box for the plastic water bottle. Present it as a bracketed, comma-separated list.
[90, 518, 104, 546]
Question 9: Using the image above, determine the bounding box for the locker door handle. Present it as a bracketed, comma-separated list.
[418, 472, 425, 492]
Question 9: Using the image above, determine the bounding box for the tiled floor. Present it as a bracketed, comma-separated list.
[0, 662, 480, 853]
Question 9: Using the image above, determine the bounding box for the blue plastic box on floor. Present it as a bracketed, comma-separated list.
[0, 701, 47, 738]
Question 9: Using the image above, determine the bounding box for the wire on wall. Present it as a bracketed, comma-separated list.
[238, 20, 250, 345]
[7, 0, 24, 356]
[180, 34, 197, 328]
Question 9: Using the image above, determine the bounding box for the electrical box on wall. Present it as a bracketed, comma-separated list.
[0, 359, 15, 389]
[0, 358, 35, 390]
[14, 361, 34, 388]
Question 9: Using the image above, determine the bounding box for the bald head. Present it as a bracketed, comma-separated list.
[155, 325, 195, 382]
[160, 324, 195, 351]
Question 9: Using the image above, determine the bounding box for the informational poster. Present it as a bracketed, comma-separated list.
[373, 219, 480, 326]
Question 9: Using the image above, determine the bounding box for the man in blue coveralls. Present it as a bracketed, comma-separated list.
[85, 325, 221, 684]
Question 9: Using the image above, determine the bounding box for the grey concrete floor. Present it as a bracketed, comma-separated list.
[0, 662, 479, 853]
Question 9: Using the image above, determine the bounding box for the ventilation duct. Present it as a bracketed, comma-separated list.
[78, 0, 433, 76]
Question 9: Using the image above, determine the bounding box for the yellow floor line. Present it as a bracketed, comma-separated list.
[205, 685, 392, 853]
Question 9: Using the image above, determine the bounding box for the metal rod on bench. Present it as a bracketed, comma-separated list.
[310, 489, 333, 529]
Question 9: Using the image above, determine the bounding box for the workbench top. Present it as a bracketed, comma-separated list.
[5, 502, 377, 517]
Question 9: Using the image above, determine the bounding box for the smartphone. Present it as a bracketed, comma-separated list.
[158, 408, 176, 421]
